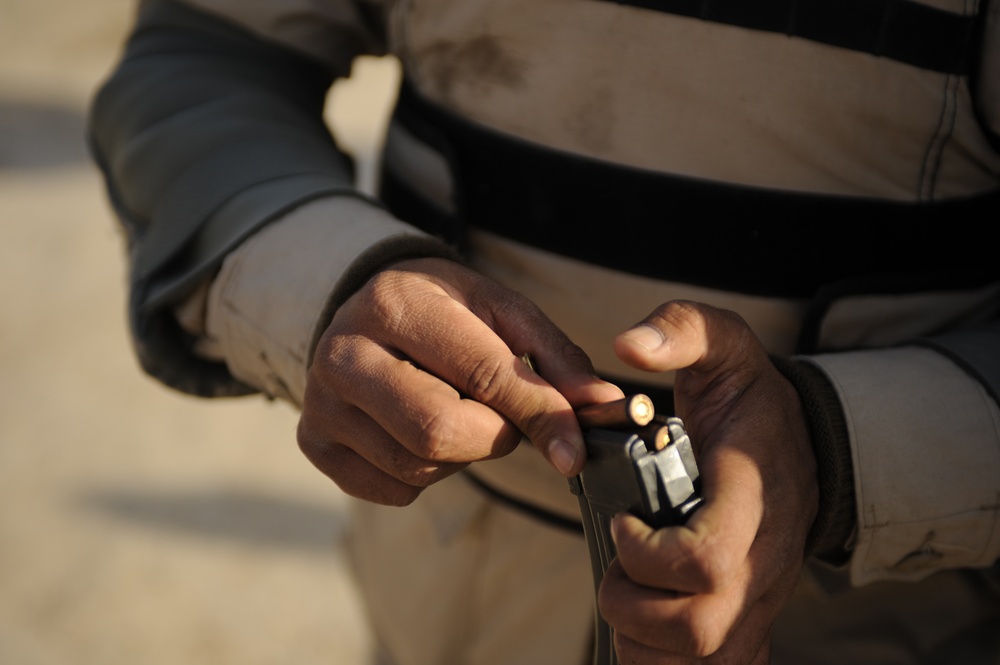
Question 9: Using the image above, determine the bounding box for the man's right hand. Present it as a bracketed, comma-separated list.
[297, 257, 623, 505]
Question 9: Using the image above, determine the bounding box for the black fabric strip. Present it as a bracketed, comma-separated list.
[383, 83, 1000, 300]
[462, 471, 585, 536]
[917, 322, 1000, 409]
[771, 357, 855, 563]
[597, 0, 978, 74]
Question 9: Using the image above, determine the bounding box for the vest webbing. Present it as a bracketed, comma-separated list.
[383, 81, 1000, 300]
[598, 0, 981, 74]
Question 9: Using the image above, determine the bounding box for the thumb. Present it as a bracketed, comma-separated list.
[613, 300, 750, 375]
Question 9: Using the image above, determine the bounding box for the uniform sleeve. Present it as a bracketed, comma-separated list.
[793, 3, 1000, 578]
[200, 195, 458, 407]
[780, 319, 1000, 586]
[89, 0, 451, 397]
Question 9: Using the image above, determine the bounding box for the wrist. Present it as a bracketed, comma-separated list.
[310, 236, 463, 366]
[771, 356, 856, 564]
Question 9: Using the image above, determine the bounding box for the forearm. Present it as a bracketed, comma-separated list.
[89, 0, 374, 395]
[194, 196, 458, 406]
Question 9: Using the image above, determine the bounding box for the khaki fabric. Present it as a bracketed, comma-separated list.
[199, 195, 452, 404]
[347, 471, 1000, 665]
[169, 0, 1000, 200]
[808, 348, 1000, 585]
[347, 473, 594, 665]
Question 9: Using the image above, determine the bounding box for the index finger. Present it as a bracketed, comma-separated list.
[368, 275, 592, 476]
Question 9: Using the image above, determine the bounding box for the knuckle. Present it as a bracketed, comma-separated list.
[402, 462, 459, 488]
[414, 411, 456, 461]
[390, 440, 456, 486]
[559, 339, 594, 370]
[657, 301, 752, 348]
[691, 627, 719, 659]
[610, 527, 643, 566]
[365, 273, 403, 322]
[653, 300, 706, 337]
[310, 329, 362, 380]
[481, 284, 531, 317]
[462, 356, 509, 405]
[364, 268, 440, 338]
[342, 270, 410, 338]
[296, 415, 319, 455]
[674, 537, 733, 592]
[396, 465, 438, 488]
[514, 408, 549, 446]
[308, 335, 340, 374]
[693, 552, 732, 593]
[677, 606, 726, 658]
[296, 426, 344, 474]
[348, 473, 424, 507]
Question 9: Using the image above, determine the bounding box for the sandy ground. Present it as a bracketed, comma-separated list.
[0, 2, 399, 663]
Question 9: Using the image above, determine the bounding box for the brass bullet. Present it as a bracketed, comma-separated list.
[576, 394, 656, 430]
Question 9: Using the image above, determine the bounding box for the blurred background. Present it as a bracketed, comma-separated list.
[0, 1, 399, 662]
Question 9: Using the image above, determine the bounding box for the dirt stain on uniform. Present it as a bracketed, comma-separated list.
[419, 35, 527, 99]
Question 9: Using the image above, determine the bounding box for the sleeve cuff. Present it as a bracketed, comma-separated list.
[771, 356, 856, 565]
[804, 346, 1000, 586]
[204, 195, 458, 405]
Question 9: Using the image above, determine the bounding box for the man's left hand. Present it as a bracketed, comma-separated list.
[600, 300, 818, 664]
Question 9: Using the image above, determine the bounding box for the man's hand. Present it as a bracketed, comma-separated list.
[297, 257, 622, 506]
[600, 301, 818, 664]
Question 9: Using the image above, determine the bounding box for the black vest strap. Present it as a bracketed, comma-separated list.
[382, 83, 1000, 300]
[917, 323, 1000, 409]
[597, 0, 979, 74]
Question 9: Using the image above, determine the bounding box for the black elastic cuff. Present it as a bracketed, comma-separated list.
[771, 356, 856, 564]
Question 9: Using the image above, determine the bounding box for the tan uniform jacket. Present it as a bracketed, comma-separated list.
[90, 1, 1000, 662]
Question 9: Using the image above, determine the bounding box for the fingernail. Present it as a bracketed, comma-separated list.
[621, 324, 665, 352]
[548, 438, 580, 476]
